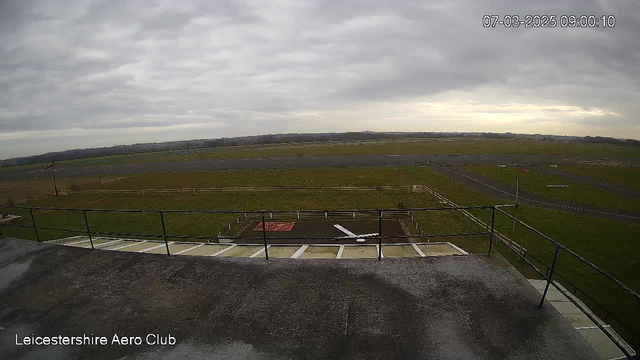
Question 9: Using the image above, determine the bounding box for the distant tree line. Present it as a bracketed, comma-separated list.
[580, 136, 640, 147]
[1, 131, 637, 167]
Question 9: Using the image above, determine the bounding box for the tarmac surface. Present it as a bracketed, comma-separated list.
[0, 237, 599, 360]
[0, 153, 617, 181]
[433, 165, 640, 223]
[235, 219, 405, 244]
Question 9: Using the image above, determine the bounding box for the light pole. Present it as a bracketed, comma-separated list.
[44, 161, 58, 196]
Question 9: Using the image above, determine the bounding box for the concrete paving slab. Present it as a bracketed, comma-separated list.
[550, 300, 584, 315]
[381, 245, 419, 258]
[142, 242, 202, 254]
[341, 245, 377, 259]
[75, 238, 119, 248]
[578, 328, 627, 360]
[178, 244, 231, 256]
[542, 288, 571, 302]
[417, 243, 463, 256]
[299, 245, 339, 259]
[57, 237, 90, 245]
[97, 240, 129, 250]
[217, 246, 263, 257]
[564, 313, 596, 328]
[255, 246, 299, 259]
[53, 236, 87, 245]
[145, 243, 174, 254]
[118, 242, 160, 252]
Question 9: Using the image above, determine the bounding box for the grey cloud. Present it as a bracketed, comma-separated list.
[1, 0, 639, 158]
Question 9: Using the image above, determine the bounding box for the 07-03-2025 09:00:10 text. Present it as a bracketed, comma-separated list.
[482, 15, 616, 28]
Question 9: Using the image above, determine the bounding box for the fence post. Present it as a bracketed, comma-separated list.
[83, 210, 94, 250]
[378, 210, 383, 261]
[29, 208, 40, 242]
[159, 211, 170, 256]
[487, 207, 496, 255]
[261, 213, 269, 260]
[538, 245, 561, 309]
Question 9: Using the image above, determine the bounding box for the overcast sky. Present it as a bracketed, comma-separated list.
[1, 0, 639, 158]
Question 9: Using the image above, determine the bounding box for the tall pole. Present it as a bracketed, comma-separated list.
[261, 213, 269, 260]
[488, 207, 496, 255]
[512, 176, 519, 232]
[378, 210, 383, 261]
[539, 245, 561, 308]
[83, 210, 94, 250]
[52, 161, 58, 196]
[159, 211, 170, 256]
[29, 208, 40, 242]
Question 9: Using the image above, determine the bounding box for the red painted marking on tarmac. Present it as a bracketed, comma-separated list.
[253, 221, 296, 232]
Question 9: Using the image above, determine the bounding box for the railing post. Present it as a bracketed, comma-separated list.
[29, 208, 40, 242]
[159, 211, 170, 256]
[488, 207, 496, 255]
[538, 245, 561, 309]
[378, 210, 383, 261]
[83, 210, 94, 250]
[261, 213, 269, 260]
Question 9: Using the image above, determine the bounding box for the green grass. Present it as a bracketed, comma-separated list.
[97, 166, 441, 189]
[4, 138, 640, 172]
[463, 165, 640, 213]
[2, 190, 443, 242]
[563, 165, 640, 191]
[2, 165, 639, 343]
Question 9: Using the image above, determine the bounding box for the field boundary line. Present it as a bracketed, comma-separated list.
[67, 185, 417, 195]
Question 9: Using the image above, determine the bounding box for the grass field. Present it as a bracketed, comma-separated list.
[0, 176, 123, 205]
[462, 165, 640, 213]
[94, 166, 446, 189]
[4, 138, 640, 172]
[2, 164, 639, 344]
[563, 165, 640, 191]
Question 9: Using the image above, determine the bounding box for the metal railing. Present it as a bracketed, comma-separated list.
[0, 205, 503, 261]
[494, 207, 638, 359]
[0, 203, 637, 358]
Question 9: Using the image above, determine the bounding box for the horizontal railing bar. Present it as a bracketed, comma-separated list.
[0, 205, 509, 213]
[24, 225, 86, 234]
[31, 232, 493, 243]
[498, 239, 547, 279]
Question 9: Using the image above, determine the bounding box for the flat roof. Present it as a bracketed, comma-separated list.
[0, 238, 598, 359]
